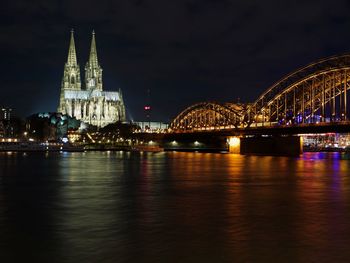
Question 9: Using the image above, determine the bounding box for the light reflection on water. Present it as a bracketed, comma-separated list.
[1, 151, 350, 262]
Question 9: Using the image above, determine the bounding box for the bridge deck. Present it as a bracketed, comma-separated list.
[170, 121, 350, 136]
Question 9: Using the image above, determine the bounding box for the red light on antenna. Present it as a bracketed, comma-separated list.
[144, 106, 151, 110]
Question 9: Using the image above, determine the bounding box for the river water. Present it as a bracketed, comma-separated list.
[1, 151, 350, 262]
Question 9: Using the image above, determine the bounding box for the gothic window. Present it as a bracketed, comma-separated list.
[71, 75, 75, 84]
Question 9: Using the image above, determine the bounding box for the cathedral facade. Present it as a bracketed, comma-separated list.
[58, 30, 126, 127]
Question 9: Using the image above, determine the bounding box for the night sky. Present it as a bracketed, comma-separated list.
[1, 0, 350, 122]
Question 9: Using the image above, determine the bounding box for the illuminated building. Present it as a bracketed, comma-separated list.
[0, 107, 15, 138]
[134, 121, 168, 132]
[0, 107, 12, 121]
[57, 30, 126, 127]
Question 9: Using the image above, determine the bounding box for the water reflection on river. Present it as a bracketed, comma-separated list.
[1, 151, 350, 262]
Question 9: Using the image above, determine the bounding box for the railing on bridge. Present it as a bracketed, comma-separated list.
[169, 55, 350, 132]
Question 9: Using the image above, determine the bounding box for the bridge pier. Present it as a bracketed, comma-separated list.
[228, 136, 241, 154]
[237, 136, 303, 156]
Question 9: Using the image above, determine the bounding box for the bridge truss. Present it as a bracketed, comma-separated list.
[170, 55, 350, 131]
[247, 55, 350, 127]
[169, 102, 245, 131]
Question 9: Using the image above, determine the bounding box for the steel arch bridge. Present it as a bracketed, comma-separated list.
[170, 54, 350, 132]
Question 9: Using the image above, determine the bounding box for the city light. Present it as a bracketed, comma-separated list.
[228, 137, 240, 147]
[228, 137, 241, 154]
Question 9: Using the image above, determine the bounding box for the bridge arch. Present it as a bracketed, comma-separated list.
[169, 102, 244, 131]
[247, 54, 350, 126]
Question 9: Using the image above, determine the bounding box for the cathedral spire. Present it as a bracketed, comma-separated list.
[67, 29, 77, 66]
[88, 30, 99, 68]
[85, 30, 103, 91]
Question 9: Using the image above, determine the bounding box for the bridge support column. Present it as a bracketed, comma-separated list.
[228, 136, 241, 154]
[240, 136, 303, 156]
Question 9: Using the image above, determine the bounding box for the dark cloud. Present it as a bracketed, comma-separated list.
[1, 0, 350, 121]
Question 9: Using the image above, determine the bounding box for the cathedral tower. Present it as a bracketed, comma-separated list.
[85, 31, 103, 91]
[58, 29, 81, 113]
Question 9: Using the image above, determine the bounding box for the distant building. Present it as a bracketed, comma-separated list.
[134, 121, 168, 132]
[58, 30, 126, 127]
[0, 107, 15, 137]
[0, 107, 12, 121]
[0, 107, 24, 138]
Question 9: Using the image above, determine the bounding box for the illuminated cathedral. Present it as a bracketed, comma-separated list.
[58, 30, 125, 127]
